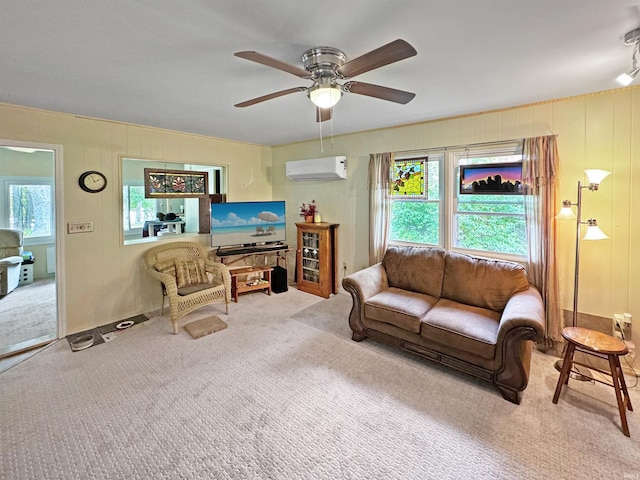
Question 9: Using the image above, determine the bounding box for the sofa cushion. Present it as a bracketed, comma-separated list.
[382, 245, 446, 298]
[441, 251, 529, 312]
[177, 283, 215, 296]
[421, 298, 501, 359]
[365, 287, 438, 333]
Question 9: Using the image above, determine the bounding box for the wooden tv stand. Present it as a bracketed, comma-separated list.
[229, 266, 273, 302]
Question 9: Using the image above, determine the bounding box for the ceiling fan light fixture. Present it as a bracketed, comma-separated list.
[234, 40, 416, 113]
[617, 28, 640, 86]
[309, 82, 342, 109]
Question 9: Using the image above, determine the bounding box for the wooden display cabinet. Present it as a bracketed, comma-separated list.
[296, 222, 339, 298]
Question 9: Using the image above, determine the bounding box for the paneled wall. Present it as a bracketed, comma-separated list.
[0, 103, 272, 335]
[1, 86, 637, 339]
[272, 87, 640, 338]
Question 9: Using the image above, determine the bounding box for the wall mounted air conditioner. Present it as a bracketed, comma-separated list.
[286, 156, 347, 181]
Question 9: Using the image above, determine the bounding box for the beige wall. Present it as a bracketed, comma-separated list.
[2, 86, 637, 339]
[272, 87, 640, 339]
[0, 103, 272, 335]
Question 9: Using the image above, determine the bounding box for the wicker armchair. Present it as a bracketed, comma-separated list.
[144, 241, 231, 334]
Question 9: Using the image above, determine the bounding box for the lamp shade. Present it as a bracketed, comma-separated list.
[584, 169, 611, 186]
[556, 200, 576, 220]
[556, 206, 576, 220]
[616, 67, 639, 86]
[309, 84, 342, 108]
[583, 219, 609, 240]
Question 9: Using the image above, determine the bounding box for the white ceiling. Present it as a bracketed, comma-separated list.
[1, 1, 638, 146]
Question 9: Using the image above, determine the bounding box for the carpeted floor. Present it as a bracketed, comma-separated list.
[0, 277, 57, 354]
[1, 288, 638, 479]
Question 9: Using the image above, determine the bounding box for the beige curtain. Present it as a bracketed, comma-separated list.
[368, 152, 393, 264]
[522, 136, 562, 347]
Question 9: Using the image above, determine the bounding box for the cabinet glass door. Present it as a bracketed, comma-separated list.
[301, 232, 320, 284]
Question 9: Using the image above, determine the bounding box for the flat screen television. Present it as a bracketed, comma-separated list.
[211, 200, 286, 248]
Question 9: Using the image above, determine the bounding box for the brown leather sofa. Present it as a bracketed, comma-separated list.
[342, 245, 545, 404]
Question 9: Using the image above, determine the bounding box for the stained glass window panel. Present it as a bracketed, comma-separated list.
[390, 158, 426, 198]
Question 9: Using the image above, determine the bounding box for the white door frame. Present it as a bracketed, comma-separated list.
[0, 139, 66, 339]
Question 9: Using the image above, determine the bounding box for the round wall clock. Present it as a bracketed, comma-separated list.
[79, 171, 107, 193]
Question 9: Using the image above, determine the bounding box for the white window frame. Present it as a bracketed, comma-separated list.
[446, 143, 526, 262]
[390, 153, 444, 247]
[122, 179, 158, 237]
[1, 176, 55, 246]
[390, 142, 527, 262]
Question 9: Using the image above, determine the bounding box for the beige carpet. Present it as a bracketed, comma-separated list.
[0, 277, 56, 353]
[1, 288, 638, 479]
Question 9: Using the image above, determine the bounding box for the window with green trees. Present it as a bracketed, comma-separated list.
[389, 143, 527, 259]
[123, 184, 157, 231]
[6, 180, 54, 243]
[389, 155, 441, 245]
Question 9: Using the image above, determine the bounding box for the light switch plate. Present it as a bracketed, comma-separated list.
[68, 222, 94, 234]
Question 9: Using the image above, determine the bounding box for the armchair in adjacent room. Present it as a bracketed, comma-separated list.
[144, 241, 231, 334]
[0, 229, 24, 296]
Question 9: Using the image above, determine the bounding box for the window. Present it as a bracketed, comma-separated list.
[452, 148, 526, 256]
[122, 182, 157, 232]
[3, 178, 54, 244]
[389, 155, 441, 245]
[389, 143, 526, 260]
[121, 157, 227, 245]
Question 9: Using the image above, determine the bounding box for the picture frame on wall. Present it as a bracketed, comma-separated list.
[459, 162, 523, 195]
[144, 168, 209, 198]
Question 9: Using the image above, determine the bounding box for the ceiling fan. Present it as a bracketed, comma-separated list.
[234, 39, 417, 122]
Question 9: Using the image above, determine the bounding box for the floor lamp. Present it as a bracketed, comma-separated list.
[555, 169, 611, 378]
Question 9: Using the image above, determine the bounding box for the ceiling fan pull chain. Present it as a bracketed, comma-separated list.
[330, 108, 335, 148]
[319, 117, 325, 154]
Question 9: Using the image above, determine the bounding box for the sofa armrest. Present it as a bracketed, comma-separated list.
[493, 286, 545, 394]
[0, 255, 25, 266]
[342, 263, 388, 302]
[341, 263, 388, 340]
[497, 286, 545, 341]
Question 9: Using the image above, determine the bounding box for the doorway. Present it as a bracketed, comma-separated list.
[0, 141, 64, 359]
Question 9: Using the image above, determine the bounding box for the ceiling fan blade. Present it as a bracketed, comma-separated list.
[344, 81, 415, 104]
[234, 51, 311, 78]
[337, 39, 417, 79]
[316, 107, 332, 122]
[234, 87, 307, 107]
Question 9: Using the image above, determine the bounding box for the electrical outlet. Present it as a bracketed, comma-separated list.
[613, 314, 624, 332]
[612, 313, 632, 342]
[68, 222, 94, 234]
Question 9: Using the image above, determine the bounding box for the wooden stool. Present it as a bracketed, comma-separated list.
[552, 327, 633, 436]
